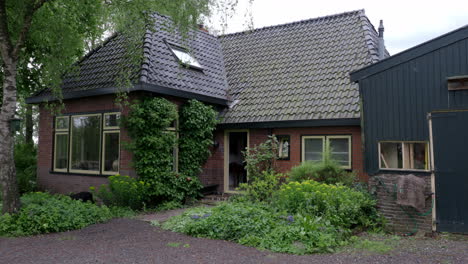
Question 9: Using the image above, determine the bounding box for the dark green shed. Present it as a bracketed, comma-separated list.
[351, 25, 468, 234]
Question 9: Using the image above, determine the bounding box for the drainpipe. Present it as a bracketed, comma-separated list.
[378, 20, 385, 60]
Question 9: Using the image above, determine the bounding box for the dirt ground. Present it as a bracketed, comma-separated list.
[1, 216, 467, 264]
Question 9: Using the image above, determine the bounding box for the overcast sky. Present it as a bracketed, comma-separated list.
[215, 0, 468, 55]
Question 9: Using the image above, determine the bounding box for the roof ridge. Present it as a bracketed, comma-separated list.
[218, 9, 365, 38]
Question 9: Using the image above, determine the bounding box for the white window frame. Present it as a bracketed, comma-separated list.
[53, 112, 121, 175]
[69, 113, 102, 175]
[166, 119, 179, 173]
[378, 141, 430, 172]
[301, 135, 352, 169]
[53, 132, 69, 172]
[327, 135, 352, 169]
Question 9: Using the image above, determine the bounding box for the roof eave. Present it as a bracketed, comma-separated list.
[218, 118, 360, 129]
[351, 25, 468, 83]
[26, 82, 230, 106]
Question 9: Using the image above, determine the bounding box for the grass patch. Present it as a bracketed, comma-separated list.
[339, 233, 401, 254]
[167, 242, 181, 247]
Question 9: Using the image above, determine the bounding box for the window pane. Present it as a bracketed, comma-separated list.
[56, 117, 69, 130]
[71, 115, 101, 171]
[55, 134, 68, 170]
[403, 143, 427, 170]
[380, 142, 402, 169]
[103, 132, 120, 173]
[105, 113, 120, 128]
[278, 138, 290, 159]
[172, 48, 202, 68]
[304, 138, 323, 162]
[329, 138, 349, 166]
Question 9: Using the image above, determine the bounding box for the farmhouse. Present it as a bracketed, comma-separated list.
[27, 10, 385, 194]
[351, 25, 468, 234]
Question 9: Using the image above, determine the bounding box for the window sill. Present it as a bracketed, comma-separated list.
[379, 168, 431, 174]
[49, 170, 116, 177]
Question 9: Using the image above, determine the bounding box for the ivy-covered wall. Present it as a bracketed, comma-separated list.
[125, 97, 217, 203]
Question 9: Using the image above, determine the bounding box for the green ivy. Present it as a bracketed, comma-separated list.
[125, 97, 217, 205]
[178, 99, 218, 178]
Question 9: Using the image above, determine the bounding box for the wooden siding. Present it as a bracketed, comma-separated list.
[360, 37, 468, 175]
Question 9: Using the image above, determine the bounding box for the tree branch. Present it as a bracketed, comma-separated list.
[12, 0, 49, 59]
[0, 0, 13, 62]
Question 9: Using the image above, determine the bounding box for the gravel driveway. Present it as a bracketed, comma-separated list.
[0, 217, 467, 264]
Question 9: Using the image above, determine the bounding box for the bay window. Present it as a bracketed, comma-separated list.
[301, 135, 352, 169]
[53, 112, 120, 175]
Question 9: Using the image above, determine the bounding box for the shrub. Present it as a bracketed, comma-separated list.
[163, 202, 348, 254]
[274, 180, 382, 229]
[237, 171, 282, 203]
[14, 143, 37, 194]
[0, 192, 113, 236]
[288, 150, 355, 186]
[243, 136, 279, 180]
[92, 175, 150, 210]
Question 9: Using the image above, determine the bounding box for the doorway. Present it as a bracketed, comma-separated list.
[224, 130, 248, 192]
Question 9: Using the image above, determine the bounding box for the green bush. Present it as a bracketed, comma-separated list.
[0, 192, 113, 236]
[14, 143, 37, 194]
[237, 171, 282, 203]
[288, 151, 355, 186]
[92, 175, 150, 210]
[163, 202, 348, 254]
[243, 136, 279, 180]
[274, 180, 382, 229]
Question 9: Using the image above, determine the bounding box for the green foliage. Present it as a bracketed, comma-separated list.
[243, 135, 279, 180]
[92, 175, 150, 210]
[163, 202, 347, 254]
[274, 180, 382, 229]
[237, 171, 282, 203]
[178, 99, 218, 178]
[14, 143, 37, 194]
[125, 98, 216, 204]
[288, 150, 355, 186]
[0, 192, 114, 236]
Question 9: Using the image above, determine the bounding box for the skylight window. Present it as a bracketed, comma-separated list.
[167, 42, 203, 69]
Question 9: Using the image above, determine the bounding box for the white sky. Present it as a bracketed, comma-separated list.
[214, 0, 468, 55]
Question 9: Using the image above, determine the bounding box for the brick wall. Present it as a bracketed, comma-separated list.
[369, 173, 433, 234]
[199, 125, 367, 192]
[37, 93, 186, 194]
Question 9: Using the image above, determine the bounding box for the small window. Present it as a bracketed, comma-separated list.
[165, 119, 178, 172]
[447, 76, 468, 90]
[277, 135, 290, 160]
[54, 133, 69, 171]
[55, 116, 69, 131]
[167, 42, 202, 69]
[379, 142, 429, 171]
[104, 113, 120, 129]
[70, 115, 101, 173]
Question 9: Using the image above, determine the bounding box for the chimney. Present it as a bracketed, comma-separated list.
[198, 24, 209, 33]
[378, 20, 385, 60]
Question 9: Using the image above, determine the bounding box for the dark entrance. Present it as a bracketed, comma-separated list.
[431, 111, 468, 233]
[227, 131, 248, 191]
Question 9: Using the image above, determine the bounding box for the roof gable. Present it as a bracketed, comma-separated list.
[218, 10, 381, 123]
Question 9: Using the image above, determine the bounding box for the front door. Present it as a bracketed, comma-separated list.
[225, 131, 248, 192]
[431, 111, 468, 233]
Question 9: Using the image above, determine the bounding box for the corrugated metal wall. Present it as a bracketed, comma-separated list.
[361, 38, 468, 175]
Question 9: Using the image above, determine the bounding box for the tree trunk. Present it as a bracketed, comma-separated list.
[25, 104, 33, 145]
[0, 60, 21, 214]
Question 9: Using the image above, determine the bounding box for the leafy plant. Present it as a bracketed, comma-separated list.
[0, 192, 114, 236]
[163, 202, 349, 254]
[237, 171, 282, 203]
[92, 175, 150, 210]
[243, 135, 279, 180]
[288, 149, 355, 186]
[274, 180, 382, 229]
[178, 99, 218, 178]
[125, 98, 217, 205]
